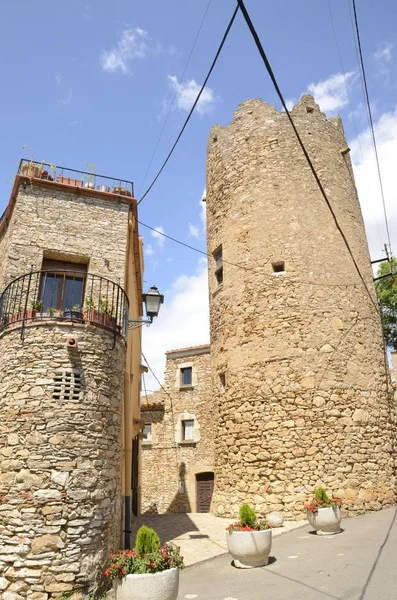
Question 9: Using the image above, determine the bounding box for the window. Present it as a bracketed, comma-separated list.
[272, 261, 285, 274]
[40, 259, 87, 312]
[143, 424, 152, 443]
[213, 246, 223, 285]
[53, 370, 82, 401]
[182, 419, 194, 441]
[306, 106, 314, 114]
[219, 373, 226, 392]
[180, 367, 192, 387]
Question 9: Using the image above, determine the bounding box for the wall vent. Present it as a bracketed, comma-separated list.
[53, 370, 82, 401]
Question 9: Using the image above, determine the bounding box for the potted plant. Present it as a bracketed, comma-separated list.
[305, 487, 342, 535]
[83, 162, 96, 189]
[98, 299, 116, 329]
[105, 525, 184, 600]
[83, 296, 97, 322]
[30, 300, 43, 318]
[226, 504, 272, 569]
[63, 304, 82, 320]
[47, 307, 57, 318]
[112, 185, 132, 197]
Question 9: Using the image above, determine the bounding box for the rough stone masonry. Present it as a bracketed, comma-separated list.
[206, 95, 396, 519]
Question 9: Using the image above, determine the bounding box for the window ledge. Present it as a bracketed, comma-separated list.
[142, 441, 153, 447]
[178, 440, 197, 446]
[179, 385, 194, 391]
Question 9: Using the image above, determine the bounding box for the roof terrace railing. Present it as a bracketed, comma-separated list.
[17, 159, 134, 198]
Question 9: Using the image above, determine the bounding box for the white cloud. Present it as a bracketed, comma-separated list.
[55, 74, 62, 85]
[200, 188, 207, 228]
[151, 225, 166, 249]
[142, 260, 210, 389]
[374, 42, 393, 64]
[350, 107, 397, 260]
[285, 99, 295, 111]
[188, 223, 200, 239]
[100, 28, 148, 73]
[167, 75, 217, 115]
[145, 243, 154, 256]
[374, 42, 394, 80]
[307, 72, 355, 113]
[59, 88, 73, 106]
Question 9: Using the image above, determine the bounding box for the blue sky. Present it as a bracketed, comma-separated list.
[1, 1, 396, 387]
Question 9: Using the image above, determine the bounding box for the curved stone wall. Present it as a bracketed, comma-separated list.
[206, 96, 396, 519]
[0, 322, 125, 597]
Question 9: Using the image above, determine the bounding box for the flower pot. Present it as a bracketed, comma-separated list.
[113, 186, 132, 197]
[84, 181, 95, 189]
[113, 567, 179, 600]
[56, 175, 83, 187]
[83, 309, 99, 322]
[307, 506, 342, 535]
[63, 310, 82, 320]
[97, 184, 111, 192]
[226, 529, 272, 569]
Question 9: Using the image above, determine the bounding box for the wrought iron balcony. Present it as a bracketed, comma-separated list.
[0, 270, 129, 342]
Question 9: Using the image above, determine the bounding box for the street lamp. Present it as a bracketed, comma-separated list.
[128, 285, 164, 330]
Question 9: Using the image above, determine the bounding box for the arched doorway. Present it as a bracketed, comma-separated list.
[196, 472, 214, 513]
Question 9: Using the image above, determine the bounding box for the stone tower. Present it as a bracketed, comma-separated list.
[206, 95, 396, 519]
[0, 162, 143, 596]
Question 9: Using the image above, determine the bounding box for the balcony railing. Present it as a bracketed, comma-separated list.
[17, 159, 134, 197]
[0, 270, 129, 343]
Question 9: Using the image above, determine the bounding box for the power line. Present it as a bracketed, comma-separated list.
[137, 0, 213, 198]
[137, 219, 365, 288]
[327, 0, 383, 253]
[137, 3, 239, 206]
[350, 0, 392, 257]
[235, 0, 380, 315]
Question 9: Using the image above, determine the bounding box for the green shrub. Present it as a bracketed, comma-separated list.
[239, 504, 257, 528]
[314, 487, 330, 504]
[135, 525, 160, 555]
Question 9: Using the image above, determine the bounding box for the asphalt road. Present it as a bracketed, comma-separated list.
[177, 506, 397, 600]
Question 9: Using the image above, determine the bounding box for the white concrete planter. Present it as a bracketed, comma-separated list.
[307, 506, 342, 535]
[226, 529, 272, 568]
[113, 567, 179, 600]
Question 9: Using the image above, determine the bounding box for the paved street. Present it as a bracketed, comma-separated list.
[131, 512, 306, 566]
[177, 507, 397, 600]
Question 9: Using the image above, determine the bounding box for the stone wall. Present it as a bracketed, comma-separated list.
[206, 95, 396, 519]
[141, 346, 215, 514]
[0, 322, 125, 597]
[0, 180, 131, 288]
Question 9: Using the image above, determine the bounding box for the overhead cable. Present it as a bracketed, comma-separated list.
[137, 3, 239, 206]
[137, 0, 213, 197]
[327, 0, 383, 253]
[350, 0, 392, 257]
[235, 0, 380, 314]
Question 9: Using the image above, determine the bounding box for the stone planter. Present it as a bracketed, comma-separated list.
[113, 567, 179, 600]
[307, 506, 342, 535]
[226, 529, 272, 568]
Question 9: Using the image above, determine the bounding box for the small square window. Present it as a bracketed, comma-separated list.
[272, 261, 285, 274]
[182, 419, 194, 441]
[143, 424, 152, 443]
[219, 373, 226, 392]
[306, 107, 314, 114]
[213, 246, 223, 286]
[180, 367, 192, 387]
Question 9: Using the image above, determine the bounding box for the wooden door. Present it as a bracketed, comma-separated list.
[196, 472, 214, 513]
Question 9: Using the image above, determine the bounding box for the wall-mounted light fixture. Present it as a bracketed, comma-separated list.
[128, 285, 164, 330]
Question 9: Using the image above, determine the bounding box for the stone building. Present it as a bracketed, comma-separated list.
[205, 95, 396, 519]
[141, 345, 215, 513]
[0, 161, 144, 597]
